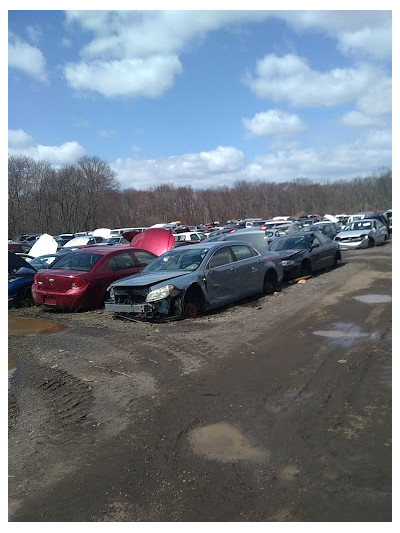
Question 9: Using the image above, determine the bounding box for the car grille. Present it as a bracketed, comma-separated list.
[112, 286, 149, 304]
[336, 236, 364, 242]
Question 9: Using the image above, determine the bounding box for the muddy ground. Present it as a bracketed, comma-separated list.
[8, 243, 392, 522]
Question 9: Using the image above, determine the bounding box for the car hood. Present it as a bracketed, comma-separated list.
[130, 228, 175, 256]
[8, 251, 37, 274]
[271, 248, 306, 260]
[110, 270, 189, 289]
[336, 230, 370, 238]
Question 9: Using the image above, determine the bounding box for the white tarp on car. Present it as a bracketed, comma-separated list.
[324, 214, 339, 223]
[93, 228, 111, 238]
[29, 233, 58, 257]
[63, 236, 91, 247]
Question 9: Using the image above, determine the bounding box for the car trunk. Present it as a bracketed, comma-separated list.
[35, 270, 88, 292]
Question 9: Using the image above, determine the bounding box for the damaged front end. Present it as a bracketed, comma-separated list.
[104, 283, 185, 320]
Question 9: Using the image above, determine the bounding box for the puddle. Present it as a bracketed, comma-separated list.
[353, 294, 392, 304]
[189, 422, 267, 462]
[8, 317, 68, 336]
[313, 322, 375, 348]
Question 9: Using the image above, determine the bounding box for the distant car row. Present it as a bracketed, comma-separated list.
[8, 211, 390, 317]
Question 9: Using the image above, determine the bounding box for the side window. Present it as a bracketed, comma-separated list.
[208, 247, 234, 269]
[132, 250, 156, 267]
[231, 244, 258, 261]
[108, 252, 136, 272]
[316, 233, 330, 244]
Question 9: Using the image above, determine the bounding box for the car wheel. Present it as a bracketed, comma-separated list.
[334, 251, 341, 267]
[300, 260, 312, 277]
[368, 237, 375, 248]
[17, 286, 34, 308]
[263, 269, 278, 295]
[183, 286, 204, 319]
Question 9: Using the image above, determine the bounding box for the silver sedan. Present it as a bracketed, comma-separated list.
[334, 219, 388, 250]
[105, 241, 283, 320]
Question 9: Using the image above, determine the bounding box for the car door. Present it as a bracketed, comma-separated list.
[373, 220, 386, 244]
[309, 233, 332, 270]
[204, 245, 240, 306]
[230, 244, 264, 297]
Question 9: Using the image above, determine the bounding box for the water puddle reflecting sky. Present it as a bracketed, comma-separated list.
[313, 322, 377, 348]
[353, 294, 392, 304]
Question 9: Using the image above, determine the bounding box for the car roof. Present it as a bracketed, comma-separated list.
[60, 245, 153, 256]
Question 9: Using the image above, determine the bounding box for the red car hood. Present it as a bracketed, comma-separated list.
[129, 228, 175, 256]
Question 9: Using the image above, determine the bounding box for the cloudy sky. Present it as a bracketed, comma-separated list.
[8, 7, 392, 190]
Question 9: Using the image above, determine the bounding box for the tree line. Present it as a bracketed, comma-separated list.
[8, 154, 392, 237]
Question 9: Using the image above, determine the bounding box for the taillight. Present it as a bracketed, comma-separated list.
[71, 277, 89, 289]
[33, 275, 39, 285]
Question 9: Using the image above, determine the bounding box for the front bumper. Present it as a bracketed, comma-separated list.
[104, 297, 176, 317]
[335, 239, 368, 250]
[104, 301, 154, 314]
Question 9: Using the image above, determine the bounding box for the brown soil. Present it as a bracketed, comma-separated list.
[8, 243, 392, 521]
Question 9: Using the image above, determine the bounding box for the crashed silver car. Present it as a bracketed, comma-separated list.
[104, 241, 283, 320]
[334, 219, 388, 250]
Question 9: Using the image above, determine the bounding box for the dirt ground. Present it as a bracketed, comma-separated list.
[8, 242, 392, 522]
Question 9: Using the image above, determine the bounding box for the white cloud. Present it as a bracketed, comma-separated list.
[64, 56, 182, 98]
[341, 111, 383, 128]
[243, 109, 305, 138]
[8, 33, 47, 82]
[61, 10, 391, 101]
[63, 10, 269, 98]
[8, 129, 85, 165]
[8, 129, 35, 150]
[243, 54, 390, 112]
[112, 132, 391, 190]
[113, 146, 246, 189]
[277, 10, 392, 61]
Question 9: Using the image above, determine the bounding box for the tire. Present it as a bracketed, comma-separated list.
[299, 260, 312, 277]
[17, 286, 34, 308]
[263, 270, 278, 295]
[183, 286, 204, 319]
[334, 251, 341, 267]
[368, 237, 375, 248]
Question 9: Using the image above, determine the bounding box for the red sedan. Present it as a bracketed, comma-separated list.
[32, 246, 157, 311]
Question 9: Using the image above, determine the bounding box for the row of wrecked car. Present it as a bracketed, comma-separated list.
[8, 211, 390, 319]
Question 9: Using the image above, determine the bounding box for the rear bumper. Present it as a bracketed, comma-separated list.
[32, 286, 90, 310]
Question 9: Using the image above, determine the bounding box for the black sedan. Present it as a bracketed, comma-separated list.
[268, 231, 341, 280]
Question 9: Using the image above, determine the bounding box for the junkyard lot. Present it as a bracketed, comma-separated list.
[8, 243, 392, 521]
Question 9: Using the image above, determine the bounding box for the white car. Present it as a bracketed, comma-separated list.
[334, 219, 388, 250]
[173, 231, 207, 243]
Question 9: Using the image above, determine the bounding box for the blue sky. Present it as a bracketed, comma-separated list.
[8, 7, 392, 190]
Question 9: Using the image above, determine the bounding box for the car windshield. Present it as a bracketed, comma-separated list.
[29, 256, 58, 270]
[142, 248, 210, 273]
[269, 236, 309, 251]
[49, 252, 102, 272]
[344, 222, 372, 231]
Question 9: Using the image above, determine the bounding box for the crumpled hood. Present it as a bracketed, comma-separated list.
[110, 270, 189, 289]
[272, 248, 305, 260]
[336, 230, 370, 239]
